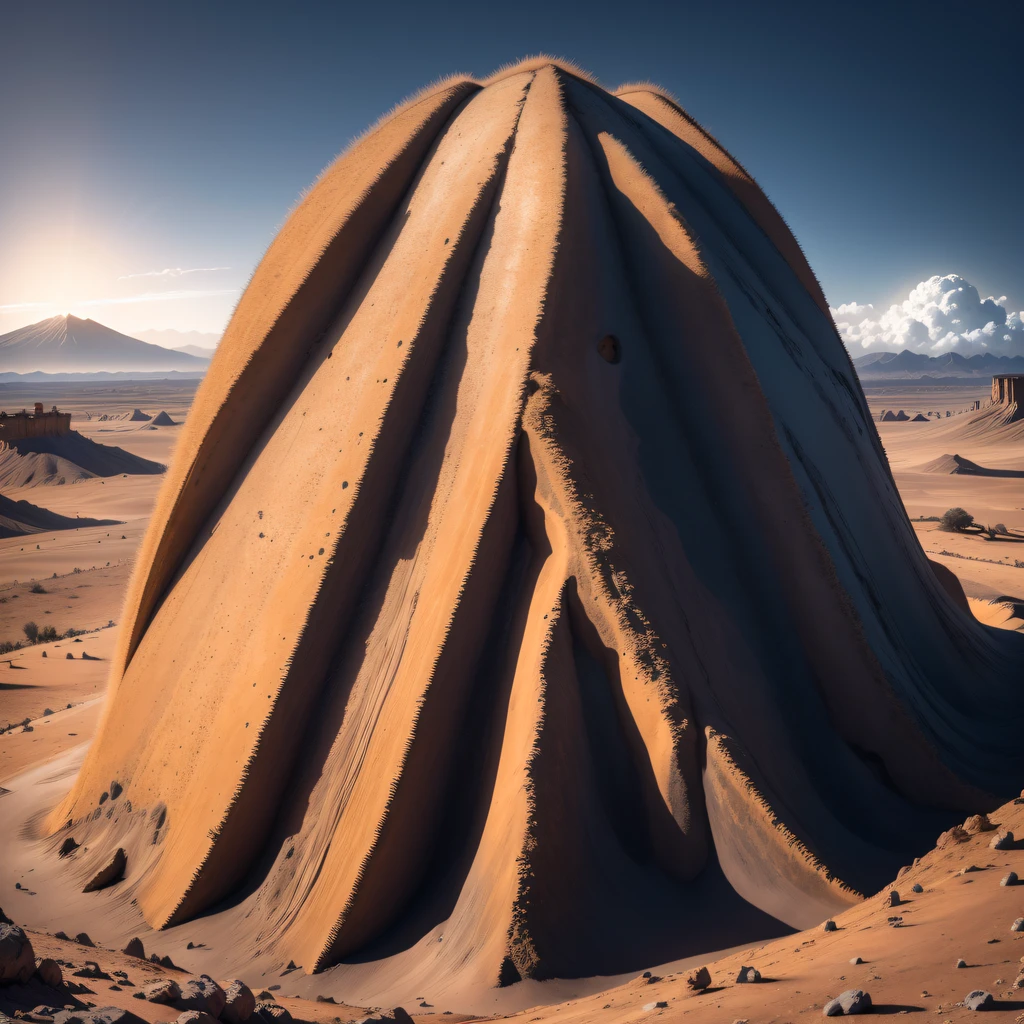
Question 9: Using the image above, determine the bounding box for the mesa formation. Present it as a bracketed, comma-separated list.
[1, 57, 1023, 1023]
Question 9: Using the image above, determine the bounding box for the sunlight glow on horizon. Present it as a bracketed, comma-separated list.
[0, 222, 241, 338]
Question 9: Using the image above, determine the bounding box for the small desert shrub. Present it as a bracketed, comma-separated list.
[30, 583, 46, 594]
[0, 640, 21, 655]
[22, 622, 39, 643]
[38, 625, 58, 643]
[940, 507, 974, 532]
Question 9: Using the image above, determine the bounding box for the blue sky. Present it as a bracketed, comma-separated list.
[1, 0, 1021, 346]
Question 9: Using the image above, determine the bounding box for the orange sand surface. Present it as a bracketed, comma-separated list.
[2, 61, 1023, 1024]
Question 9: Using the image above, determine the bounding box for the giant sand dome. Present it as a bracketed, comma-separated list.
[49, 59, 1024, 991]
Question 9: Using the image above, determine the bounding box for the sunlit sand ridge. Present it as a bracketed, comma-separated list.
[24, 59, 1024, 1002]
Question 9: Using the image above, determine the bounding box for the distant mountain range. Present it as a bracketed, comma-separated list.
[131, 327, 220, 355]
[0, 315, 212, 374]
[853, 349, 1024, 381]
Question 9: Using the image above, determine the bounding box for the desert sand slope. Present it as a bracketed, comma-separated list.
[917, 453, 1024, 477]
[0, 432, 165, 488]
[42, 58, 1024, 995]
[928, 402, 1024, 445]
[0, 492, 121, 538]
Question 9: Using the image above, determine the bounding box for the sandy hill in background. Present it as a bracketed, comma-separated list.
[0, 431, 165, 488]
[0, 316, 211, 374]
[0, 492, 121, 539]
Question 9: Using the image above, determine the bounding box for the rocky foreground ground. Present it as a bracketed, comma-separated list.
[4, 795, 1024, 1024]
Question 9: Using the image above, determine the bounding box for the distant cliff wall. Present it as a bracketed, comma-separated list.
[992, 375, 1024, 420]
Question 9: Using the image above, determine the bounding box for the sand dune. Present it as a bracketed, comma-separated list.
[927, 402, 1024, 446]
[918, 453, 1024, 477]
[34, 58, 1024, 997]
[0, 432, 165, 488]
[0, 492, 121, 539]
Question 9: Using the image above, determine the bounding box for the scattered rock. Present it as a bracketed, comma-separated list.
[28, 1005, 63, 1021]
[938, 825, 970, 847]
[82, 849, 126, 893]
[911, 883, 923, 893]
[144, 979, 182, 1004]
[108, 781, 122, 800]
[221, 980, 256, 1024]
[72, 961, 109, 980]
[53, 932, 70, 941]
[1002, 872, 1019, 887]
[686, 966, 711, 991]
[964, 814, 996, 833]
[959, 865, 983, 875]
[285, 961, 297, 971]
[256, 992, 273, 1001]
[177, 977, 226, 1018]
[121, 938, 144, 959]
[991, 831, 1015, 850]
[735, 966, 761, 983]
[131, 993, 146, 1001]
[823, 920, 838, 932]
[964, 990, 994, 1011]
[642, 1002, 668, 1011]
[254, 1004, 293, 1024]
[0, 908, 11, 925]
[357, 1012, 413, 1024]
[316, 995, 336, 1004]
[36, 958, 63, 987]
[1012, 918, 1024, 933]
[850, 957, 864, 965]
[957, 959, 968, 968]
[54, 1008, 144, 1024]
[75, 933, 94, 947]
[886, 890, 901, 907]
[175, 1013, 218, 1024]
[58, 838, 80, 858]
[160, 956, 176, 970]
[823, 989, 872, 1016]
[0, 922, 36, 984]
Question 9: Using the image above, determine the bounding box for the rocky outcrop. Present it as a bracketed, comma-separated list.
[221, 980, 256, 1024]
[0, 922, 35, 985]
[176, 977, 226, 1018]
[82, 848, 126, 892]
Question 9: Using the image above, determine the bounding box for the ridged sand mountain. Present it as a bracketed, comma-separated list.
[50, 59, 1024, 987]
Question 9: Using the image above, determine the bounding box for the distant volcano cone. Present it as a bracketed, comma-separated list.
[52, 60, 1024, 989]
[150, 411, 176, 426]
[128, 409, 151, 421]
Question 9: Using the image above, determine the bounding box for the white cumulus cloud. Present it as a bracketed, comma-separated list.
[831, 274, 1024, 357]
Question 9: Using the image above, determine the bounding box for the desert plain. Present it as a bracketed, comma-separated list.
[0, 377, 1022, 1024]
